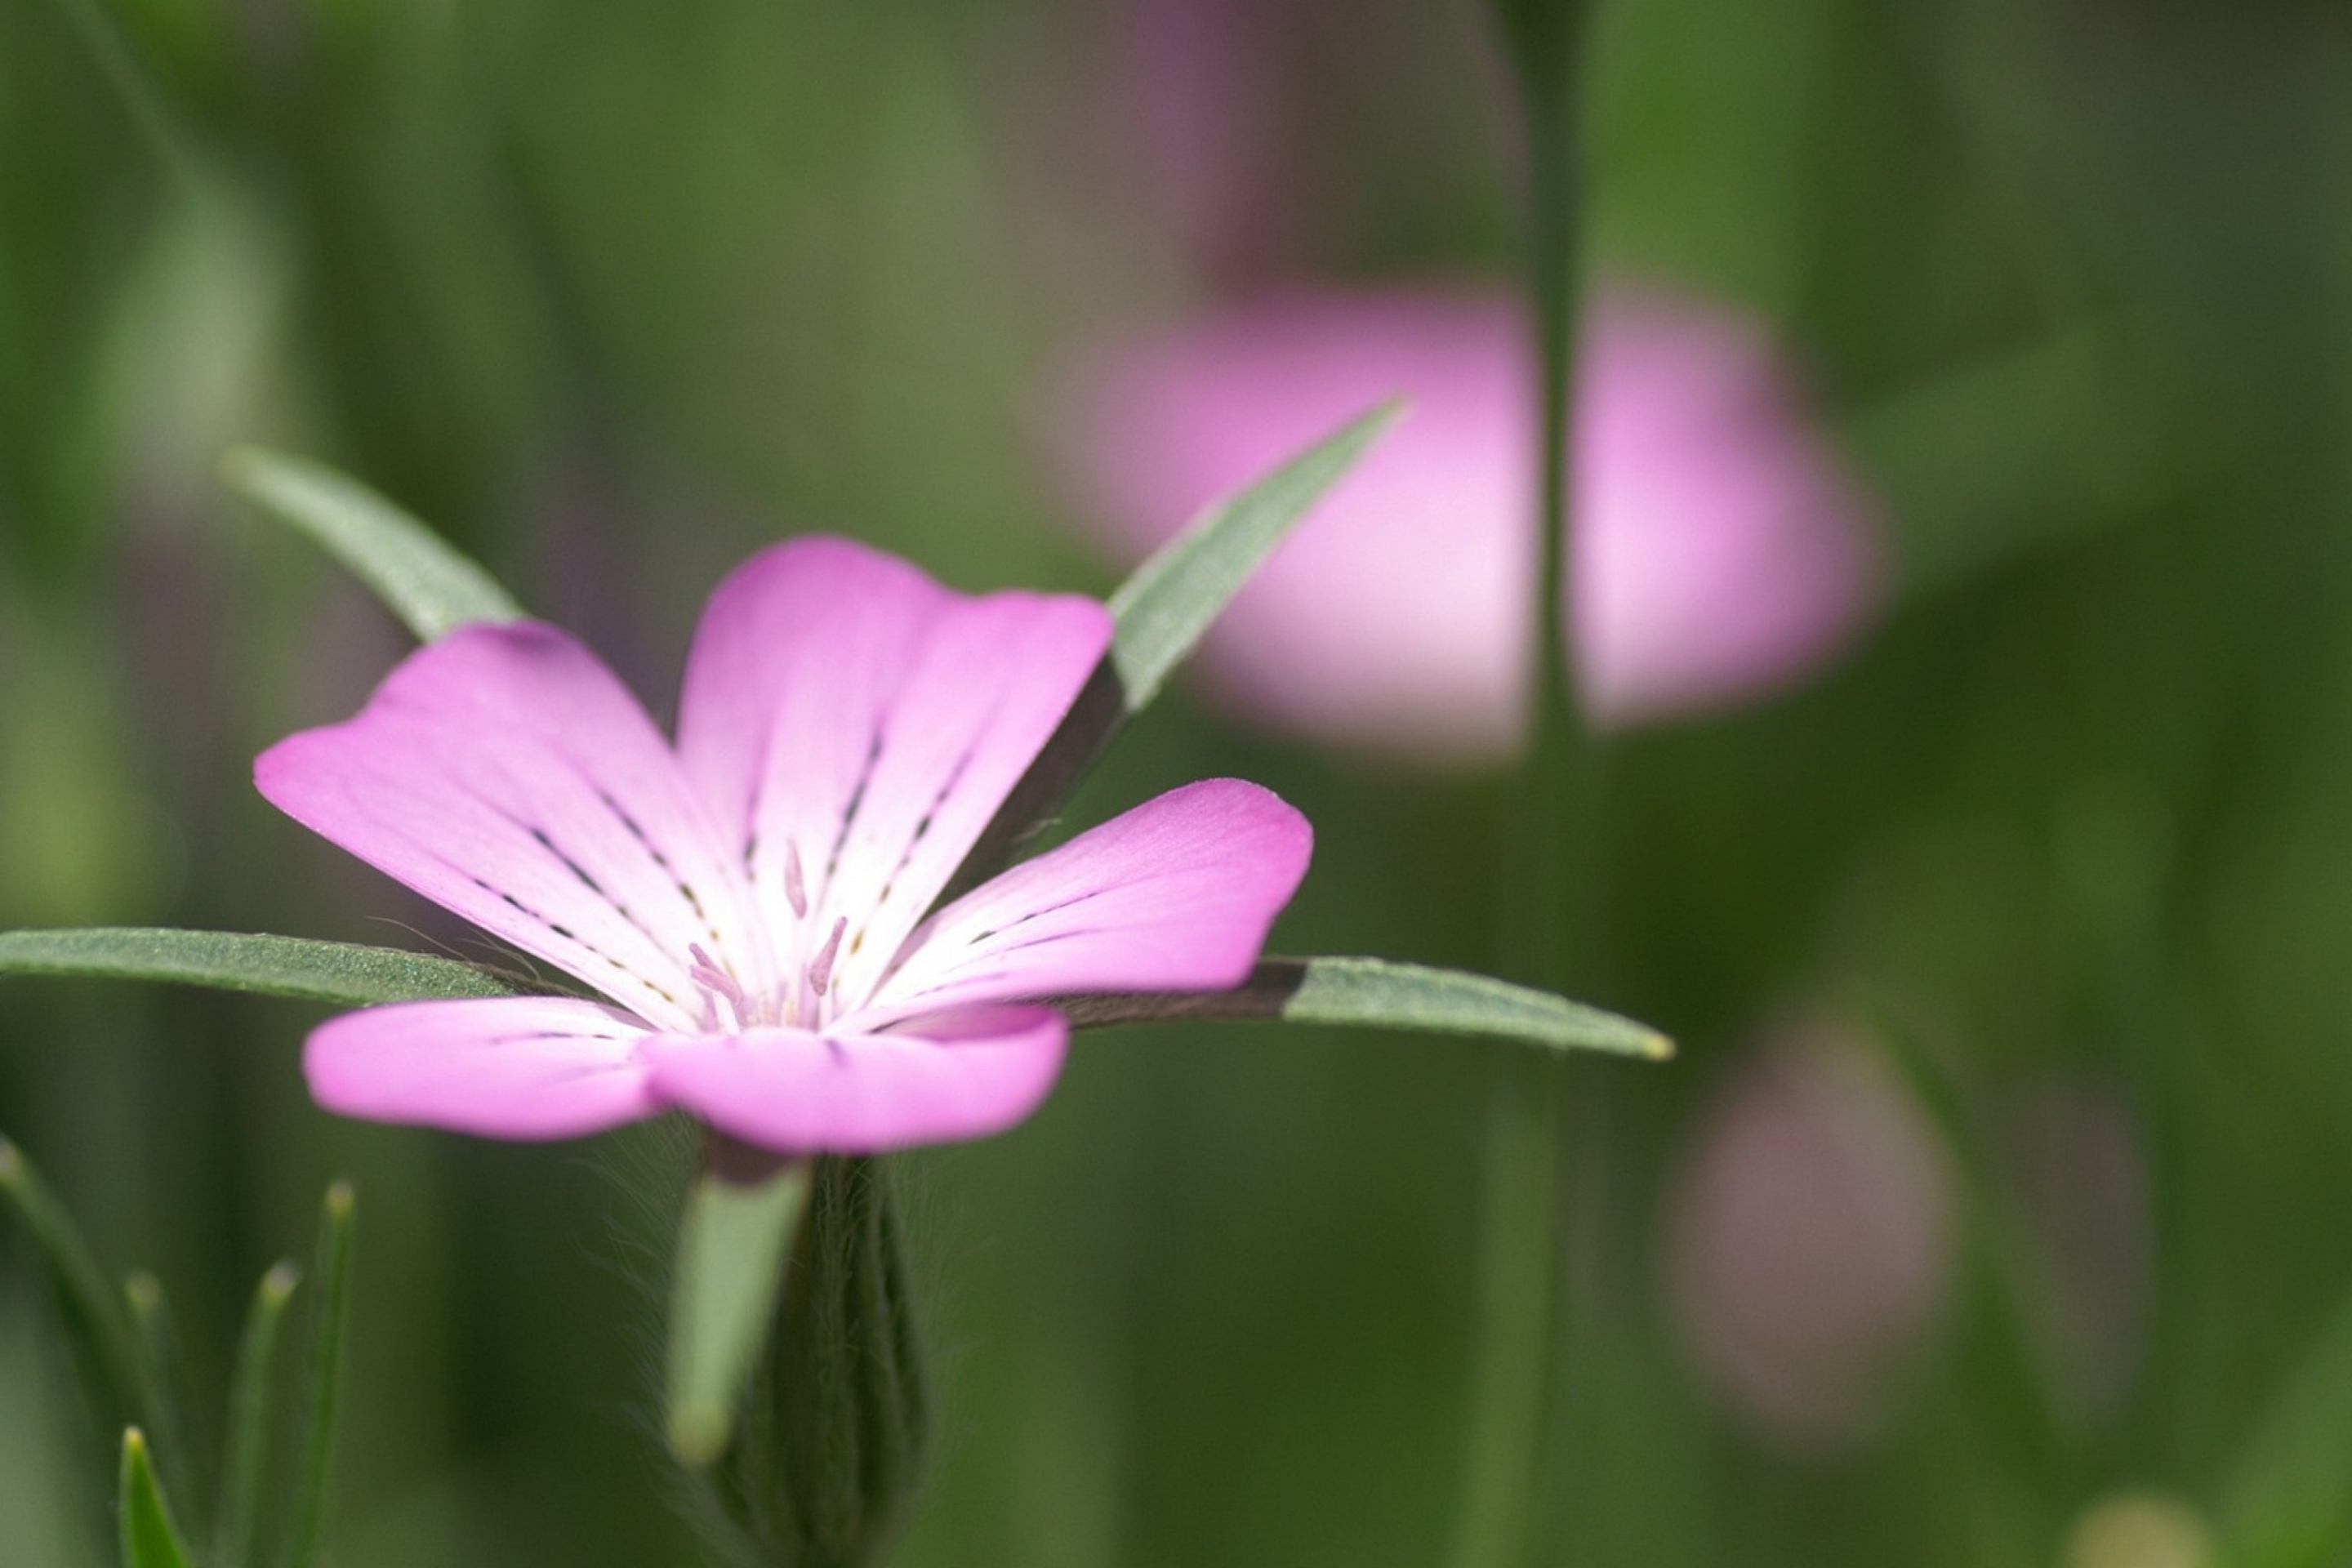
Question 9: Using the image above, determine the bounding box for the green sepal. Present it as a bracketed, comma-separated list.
[118, 1429, 199, 1568]
[668, 1155, 813, 1468]
[1054, 956, 1671, 1060]
[942, 401, 1402, 900]
[693, 1157, 930, 1568]
[0, 1138, 149, 1486]
[224, 447, 525, 643]
[1106, 399, 1405, 712]
[215, 1262, 301, 1568]
[0, 928, 546, 1006]
[277, 1182, 354, 1568]
[123, 1272, 198, 1528]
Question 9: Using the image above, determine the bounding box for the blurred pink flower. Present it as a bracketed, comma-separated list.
[1064, 286, 1881, 757]
[1668, 1031, 1953, 1454]
[257, 537, 1312, 1154]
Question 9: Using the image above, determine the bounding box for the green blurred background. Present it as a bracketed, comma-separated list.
[4, 0, 2350, 1563]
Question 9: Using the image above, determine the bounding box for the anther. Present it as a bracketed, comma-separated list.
[783, 840, 809, 920]
[804, 917, 848, 1000]
[688, 942, 753, 1031]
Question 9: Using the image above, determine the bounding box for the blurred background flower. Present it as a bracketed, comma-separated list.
[1061, 283, 1882, 756]
[1667, 1025, 1953, 1454]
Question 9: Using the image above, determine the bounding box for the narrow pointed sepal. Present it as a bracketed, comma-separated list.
[278, 1182, 354, 1568]
[0, 1138, 149, 1486]
[667, 1153, 813, 1467]
[215, 1261, 300, 1568]
[118, 1430, 198, 1568]
[1054, 955, 1672, 1060]
[947, 400, 1403, 897]
[1107, 398, 1406, 713]
[0, 928, 539, 1006]
[222, 447, 524, 642]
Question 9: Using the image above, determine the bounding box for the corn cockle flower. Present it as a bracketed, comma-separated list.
[1063, 285, 1882, 758]
[256, 537, 1312, 1154]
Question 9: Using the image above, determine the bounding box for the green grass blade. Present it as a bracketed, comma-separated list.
[666, 1159, 812, 1467]
[215, 1262, 300, 1568]
[222, 447, 526, 643]
[0, 928, 543, 1006]
[276, 1183, 354, 1568]
[42, 0, 204, 192]
[2220, 1279, 2352, 1568]
[123, 1273, 198, 1525]
[1053, 956, 1671, 1059]
[1107, 399, 1404, 714]
[1843, 323, 2173, 600]
[0, 1138, 147, 1476]
[118, 1429, 198, 1568]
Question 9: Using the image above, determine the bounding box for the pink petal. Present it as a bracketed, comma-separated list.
[639, 1005, 1069, 1154]
[1062, 284, 1880, 755]
[858, 777, 1311, 1023]
[304, 996, 661, 1140]
[257, 624, 766, 1031]
[674, 537, 1113, 1001]
[677, 537, 951, 881]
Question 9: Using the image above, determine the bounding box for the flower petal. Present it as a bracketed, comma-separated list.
[674, 537, 1112, 1000]
[640, 1005, 1068, 1154]
[304, 996, 660, 1140]
[677, 537, 951, 881]
[257, 623, 765, 1031]
[858, 777, 1311, 1022]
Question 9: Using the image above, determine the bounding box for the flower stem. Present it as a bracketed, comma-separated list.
[41, 0, 203, 193]
[1451, 7, 1597, 1567]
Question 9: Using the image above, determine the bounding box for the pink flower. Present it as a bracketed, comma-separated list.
[256, 537, 1312, 1154]
[1667, 1031, 1953, 1454]
[1064, 285, 1881, 757]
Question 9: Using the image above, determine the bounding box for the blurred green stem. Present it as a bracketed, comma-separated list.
[1452, 6, 1598, 1568]
[42, 0, 202, 191]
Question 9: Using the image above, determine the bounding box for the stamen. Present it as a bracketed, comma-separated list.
[688, 942, 753, 1031]
[804, 917, 848, 1000]
[783, 840, 809, 920]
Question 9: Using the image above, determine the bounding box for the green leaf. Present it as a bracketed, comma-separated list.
[1054, 956, 1671, 1060]
[215, 1262, 300, 1568]
[1844, 323, 2176, 601]
[1865, 1008, 2069, 1481]
[223, 447, 526, 642]
[2220, 1280, 2352, 1568]
[0, 1138, 147, 1479]
[123, 1273, 196, 1525]
[667, 1158, 812, 1467]
[278, 1183, 354, 1568]
[1107, 399, 1404, 713]
[0, 928, 543, 1006]
[119, 1429, 198, 1568]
